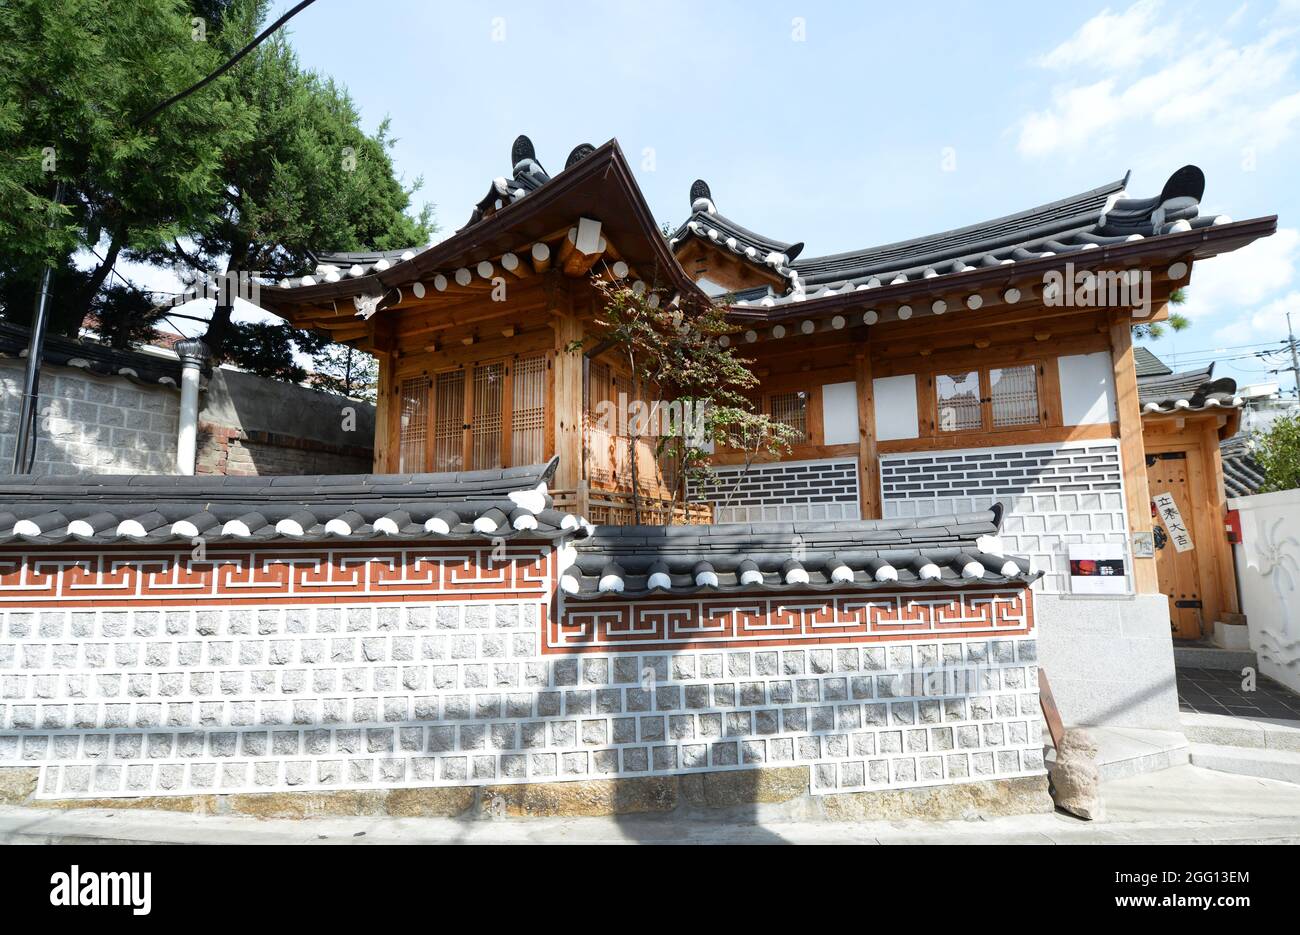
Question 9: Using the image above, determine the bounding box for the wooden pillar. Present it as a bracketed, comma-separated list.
[854, 350, 881, 519]
[1108, 309, 1159, 593]
[1202, 420, 1241, 615]
[371, 318, 398, 474]
[552, 304, 584, 491]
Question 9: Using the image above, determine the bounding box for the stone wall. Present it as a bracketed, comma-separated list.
[196, 368, 374, 476]
[1034, 593, 1180, 730]
[0, 358, 179, 475]
[0, 543, 1044, 805]
[0, 358, 373, 478]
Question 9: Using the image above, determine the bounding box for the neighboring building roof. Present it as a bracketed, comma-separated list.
[1137, 363, 1243, 414]
[0, 320, 183, 387]
[0, 459, 582, 546]
[1220, 434, 1266, 498]
[560, 505, 1038, 599]
[1134, 346, 1173, 378]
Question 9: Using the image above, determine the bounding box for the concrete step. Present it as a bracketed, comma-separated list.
[1173, 644, 1257, 671]
[1182, 712, 1300, 753]
[1046, 727, 1189, 781]
[1189, 743, 1300, 785]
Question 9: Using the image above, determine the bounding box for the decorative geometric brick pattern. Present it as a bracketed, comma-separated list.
[880, 441, 1129, 593]
[0, 546, 554, 606]
[0, 600, 1041, 798]
[550, 589, 1033, 652]
[690, 458, 860, 523]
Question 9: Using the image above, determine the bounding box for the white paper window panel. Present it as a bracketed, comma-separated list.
[873, 374, 919, 441]
[821, 381, 860, 446]
[1058, 352, 1117, 426]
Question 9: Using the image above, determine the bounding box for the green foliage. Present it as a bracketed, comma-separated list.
[1253, 412, 1300, 493]
[90, 285, 169, 349]
[0, 0, 432, 390]
[308, 343, 378, 402]
[1133, 287, 1189, 340]
[0, 0, 242, 330]
[219, 320, 319, 384]
[588, 276, 798, 519]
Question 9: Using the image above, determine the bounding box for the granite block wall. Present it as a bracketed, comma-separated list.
[0, 549, 1042, 800]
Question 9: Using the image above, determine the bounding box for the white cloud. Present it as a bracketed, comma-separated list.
[1176, 227, 1299, 325]
[1017, 3, 1300, 158]
[1035, 0, 1176, 72]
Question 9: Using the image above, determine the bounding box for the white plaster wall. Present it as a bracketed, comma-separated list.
[873, 375, 918, 441]
[1058, 352, 1117, 426]
[1230, 488, 1300, 695]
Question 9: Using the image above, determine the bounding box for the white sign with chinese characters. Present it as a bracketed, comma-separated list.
[1153, 492, 1194, 553]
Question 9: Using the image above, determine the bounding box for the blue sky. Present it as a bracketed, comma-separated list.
[182, 0, 1300, 392]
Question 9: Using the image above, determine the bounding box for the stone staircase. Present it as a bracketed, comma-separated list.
[1183, 712, 1300, 785]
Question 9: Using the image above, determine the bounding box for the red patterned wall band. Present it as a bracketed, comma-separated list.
[547, 589, 1034, 653]
[0, 545, 554, 607]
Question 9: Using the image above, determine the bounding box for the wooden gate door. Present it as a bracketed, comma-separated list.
[1146, 451, 1204, 640]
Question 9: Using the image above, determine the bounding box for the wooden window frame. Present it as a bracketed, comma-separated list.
[396, 352, 550, 473]
[761, 385, 823, 446]
[928, 360, 1048, 438]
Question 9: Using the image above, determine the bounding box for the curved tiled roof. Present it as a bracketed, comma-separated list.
[560, 505, 1038, 599]
[1221, 434, 1266, 498]
[0, 459, 588, 546]
[725, 165, 1233, 309]
[1137, 364, 1243, 414]
[303, 247, 427, 285]
[667, 180, 804, 280]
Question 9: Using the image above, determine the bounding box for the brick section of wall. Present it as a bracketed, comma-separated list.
[0, 361, 179, 475]
[879, 441, 1128, 594]
[195, 423, 372, 477]
[0, 596, 1041, 799]
[691, 458, 861, 523]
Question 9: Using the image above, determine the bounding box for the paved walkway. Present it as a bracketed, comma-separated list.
[2, 765, 1298, 844]
[1177, 667, 1300, 720]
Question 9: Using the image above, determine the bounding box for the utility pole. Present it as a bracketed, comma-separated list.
[1287, 311, 1300, 403]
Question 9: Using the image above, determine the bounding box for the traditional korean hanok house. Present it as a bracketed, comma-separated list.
[0, 136, 1277, 815]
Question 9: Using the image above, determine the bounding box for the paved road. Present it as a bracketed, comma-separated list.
[2, 765, 1298, 844]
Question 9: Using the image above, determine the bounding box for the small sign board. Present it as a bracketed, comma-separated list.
[1131, 530, 1155, 558]
[1152, 492, 1194, 553]
[1068, 543, 1128, 594]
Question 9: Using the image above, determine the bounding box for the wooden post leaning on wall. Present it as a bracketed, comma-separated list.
[552, 289, 585, 491]
[1107, 308, 1159, 593]
[854, 350, 881, 519]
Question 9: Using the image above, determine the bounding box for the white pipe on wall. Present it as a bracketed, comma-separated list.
[174, 339, 210, 475]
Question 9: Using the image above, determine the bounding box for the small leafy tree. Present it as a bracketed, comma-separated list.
[1253, 412, 1300, 493]
[584, 276, 797, 523]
